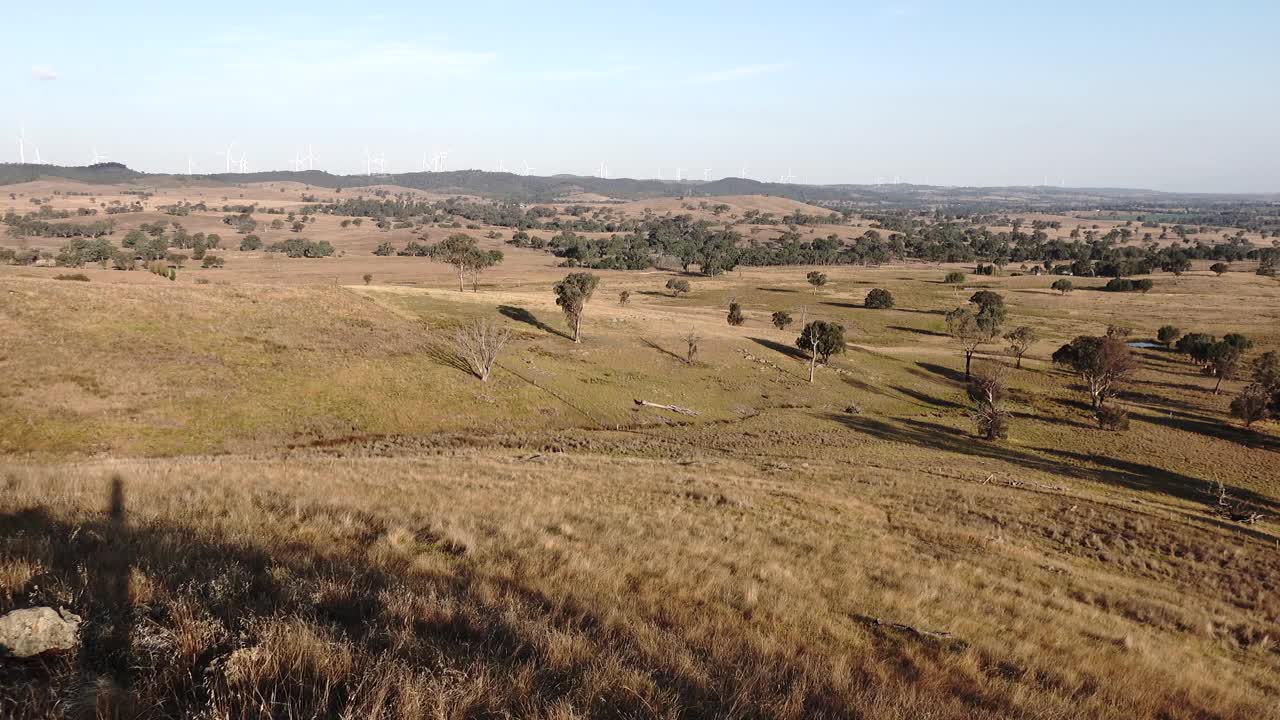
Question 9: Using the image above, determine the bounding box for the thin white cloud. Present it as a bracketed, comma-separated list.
[687, 63, 785, 85]
[189, 35, 496, 79]
[31, 66, 58, 81]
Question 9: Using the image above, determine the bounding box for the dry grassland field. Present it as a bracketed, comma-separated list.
[2, 178, 1279, 719]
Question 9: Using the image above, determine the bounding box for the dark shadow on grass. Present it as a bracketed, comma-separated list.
[756, 287, 797, 293]
[889, 325, 947, 338]
[424, 340, 477, 378]
[916, 361, 967, 384]
[890, 384, 964, 410]
[821, 301, 863, 309]
[894, 308, 947, 316]
[748, 336, 808, 362]
[0, 476, 950, 719]
[498, 305, 571, 340]
[641, 338, 687, 363]
[831, 415, 1279, 514]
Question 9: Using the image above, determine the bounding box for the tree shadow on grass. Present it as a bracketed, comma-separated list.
[756, 287, 797, 293]
[748, 336, 808, 362]
[821, 301, 863, 309]
[889, 384, 964, 410]
[888, 325, 947, 338]
[498, 305, 571, 340]
[424, 340, 477, 378]
[641, 337, 687, 363]
[894, 308, 947, 316]
[915, 361, 967, 384]
[831, 415, 1278, 514]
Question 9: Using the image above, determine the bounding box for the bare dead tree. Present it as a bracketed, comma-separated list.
[683, 331, 701, 364]
[968, 363, 1010, 440]
[447, 319, 512, 381]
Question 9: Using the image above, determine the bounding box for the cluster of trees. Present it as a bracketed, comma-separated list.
[1230, 352, 1280, 427]
[428, 234, 504, 292]
[1103, 278, 1154, 293]
[266, 238, 335, 258]
[3, 214, 115, 238]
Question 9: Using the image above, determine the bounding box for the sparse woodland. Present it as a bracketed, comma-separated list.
[1, 178, 1278, 719]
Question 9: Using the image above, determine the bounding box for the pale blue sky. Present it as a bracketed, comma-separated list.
[5, 0, 1278, 191]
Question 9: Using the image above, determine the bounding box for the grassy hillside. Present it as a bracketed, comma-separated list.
[2, 263, 1278, 718]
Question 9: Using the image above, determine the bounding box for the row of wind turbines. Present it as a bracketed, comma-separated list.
[10, 128, 814, 184]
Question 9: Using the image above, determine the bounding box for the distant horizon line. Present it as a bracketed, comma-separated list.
[2, 161, 1278, 197]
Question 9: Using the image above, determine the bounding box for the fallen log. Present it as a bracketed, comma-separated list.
[634, 399, 699, 416]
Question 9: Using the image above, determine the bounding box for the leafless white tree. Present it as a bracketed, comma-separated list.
[448, 320, 512, 381]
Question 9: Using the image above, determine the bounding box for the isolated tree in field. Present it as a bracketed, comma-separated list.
[554, 272, 600, 343]
[944, 271, 966, 284]
[1247, 350, 1280, 413]
[1004, 326, 1036, 368]
[806, 271, 828, 294]
[1210, 262, 1230, 276]
[945, 292, 1005, 380]
[291, 221, 305, 233]
[1051, 278, 1073, 295]
[447, 319, 511, 381]
[968, 363, 1010, 440]
[1176, 332, 1216, 366]
[1203, 335, 1252, 393]
[1157, 325, 1181, 346]
[683, 331, 700, 364]
[864, 288, 895, 309]
[618, 290, 631, 306]
[945, 308, 987, 380]
[1231, 383, 1271, 427]
[727, 302, 745, 326]
[430, 234, 500, 292]
[796, 320, 846, 382]
[464, 249, 504, 292]
[771, 310, 793, 330]
[363, 273, 372, 285]
[1052, 335, 1137, 409]
[666, 278, 691, 297]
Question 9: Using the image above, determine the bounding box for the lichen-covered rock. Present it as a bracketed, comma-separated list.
[0, 607, 81, 657]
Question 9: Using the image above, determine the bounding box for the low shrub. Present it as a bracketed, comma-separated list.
[864, 288, 895, 309]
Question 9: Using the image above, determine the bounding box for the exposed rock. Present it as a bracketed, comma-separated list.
[0, 606, 81, 657]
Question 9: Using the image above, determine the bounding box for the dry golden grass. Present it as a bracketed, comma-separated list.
[2, 179, 1279, 718]
[2, 441, 1276, 718]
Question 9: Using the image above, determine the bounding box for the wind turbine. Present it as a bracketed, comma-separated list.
[32, 144, 44, 165]
[13, 125, 26, 164]
[364, 149, 386, 177]
[187, 156, 196, 176]
[302, 145, 316, 171]
[90, 147, 108, 164]
[702, 168, 712, 181]
[597, 161, 609, 179]
[237, 153, 249, 173]
[217, 142, 237, 172]
[496, 159, 507, 173]
[784, 168, 796, 184]
[675, 168, 685, 182]
[739, 163, 748, 179]
[522, 160, 534, 177]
